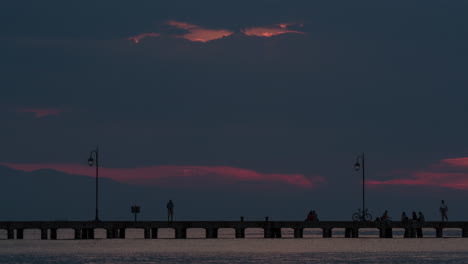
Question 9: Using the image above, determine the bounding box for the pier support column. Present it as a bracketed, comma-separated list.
[7, 229, 14, 240]
[416, 228, 423, 238]
[119, 228, 126, 239]
[264, 228, 274, 238]
[386, 228, 393, 238]
[206, 228, 218, 239]
[345, 228, 359, 238]
[175, 228, 187, 239]
[380, 228, 392, 238]
[50, 228, 58, 240]
[41, 229, 48, 240]
[345, 228, 351, 238]
[106, 229, 114, 239]
[273, 228, 282, 238]
[322, 228, 332, 238]
[294, 228, 303, 238]
[144, 228, 151, 239]
[462, 228, 468, 238]
[74, 229, 81, 239]
[81, 229, 88, 239]
[86, 228, 94, 239]
[379, 228, 385, 238]
[151, 228, 158, 239]
[17, 229, 24, 240]
[436, 228, 443, 238]
[235, 228, 245, 238]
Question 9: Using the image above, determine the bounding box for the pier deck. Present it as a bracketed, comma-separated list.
[0, 221, 466, 239]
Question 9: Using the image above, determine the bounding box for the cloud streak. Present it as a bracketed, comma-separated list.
[16, 108, 64, 118]
[127, 20, 305, 44]
[127, 33, 160, 44]
[242, 23, 305, 37]
[0, 162, 322, 189]
[367, 157, 468, 190]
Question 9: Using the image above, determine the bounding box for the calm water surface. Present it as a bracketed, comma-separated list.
[0, 230, 467, 264]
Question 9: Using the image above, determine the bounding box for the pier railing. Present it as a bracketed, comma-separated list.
[0, 221, 466, 239]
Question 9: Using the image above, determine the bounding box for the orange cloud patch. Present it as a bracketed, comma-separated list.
[367, 157, 468, 190]
[242, 23, 304, 37]
[0, 162, 322, 189]
[128, 21, 305, 44]
[166, 20, 233, 42]
[16, 108, 64, 118]
[127, 33, 160, 44]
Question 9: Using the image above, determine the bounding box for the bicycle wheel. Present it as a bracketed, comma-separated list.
[352, 213, 360, 221]
[365, 213, 373, 221]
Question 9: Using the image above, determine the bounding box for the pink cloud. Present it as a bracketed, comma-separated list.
[0, 162, 322, 189]
[127, 33, 160, 44]
[242, 23, 305, 37]
[440, 157, 468, 168]
[166, 20, 233, 42]
[367, 157, 468, 190]
[16, 108, 64, 118]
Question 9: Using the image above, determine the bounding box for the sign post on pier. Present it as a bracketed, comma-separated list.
[131, 205, 141, 222]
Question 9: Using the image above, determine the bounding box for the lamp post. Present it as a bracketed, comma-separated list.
[88, 146, 99, 221]
[354, 153, 366, 220]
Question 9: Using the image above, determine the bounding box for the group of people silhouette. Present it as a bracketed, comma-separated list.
[376, 200, 448, 223]
[167, 200, 449, 223]
[305, 210, 319, 221]
[304, 200, 449, 223]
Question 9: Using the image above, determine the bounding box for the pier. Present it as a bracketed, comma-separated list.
[1, 220, 467, 239]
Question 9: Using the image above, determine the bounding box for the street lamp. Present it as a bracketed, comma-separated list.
[88, 146, 99, 221]
[354, 153, 367, 221]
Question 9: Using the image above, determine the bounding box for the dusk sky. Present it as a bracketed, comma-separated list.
[1, 1, 468, 220]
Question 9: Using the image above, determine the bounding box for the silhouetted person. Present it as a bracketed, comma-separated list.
[418, 212, 425, 223]
[312, 210, 319, 221]
[401, 212, 409, 222]
[382, 210, 391, 222]
[416, 211, 424, 238]
[167, 200, 174, 222]
[412, 211, 418, 221]
[440, 200, 448, 222]
[305, 210, 314, 221]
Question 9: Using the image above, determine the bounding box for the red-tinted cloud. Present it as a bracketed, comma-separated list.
[16, 108, 64, 118]
[127, 33, 160, 44]
[128, 21, 305, 44]
[242, 23, 305, 37]
[440, 157, 468, 168]
[367, 157, 468, 190]
[166, 20, 233, 42]
[0, 162, 322, 189]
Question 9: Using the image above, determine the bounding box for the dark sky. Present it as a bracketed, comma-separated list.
[1, 0, 468, 220]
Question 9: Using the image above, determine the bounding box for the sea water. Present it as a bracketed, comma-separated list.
[0, 229, 467, 264]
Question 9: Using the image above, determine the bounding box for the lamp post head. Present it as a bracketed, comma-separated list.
[88, 157, 94, 167]
[354, 161, 360, 171]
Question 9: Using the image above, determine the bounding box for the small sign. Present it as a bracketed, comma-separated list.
[131, 205, 140, 214]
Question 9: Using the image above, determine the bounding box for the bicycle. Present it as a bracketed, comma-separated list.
[352, 208, 372, 221]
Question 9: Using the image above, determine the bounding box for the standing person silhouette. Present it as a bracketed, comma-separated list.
[167, 200, 174, 223]
[440, 200, 448, 222]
